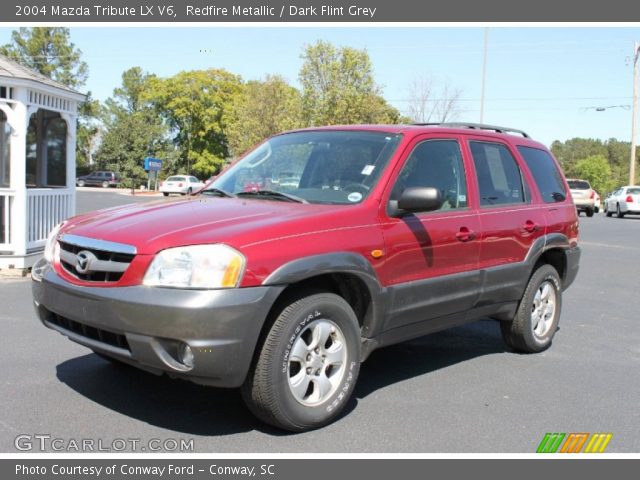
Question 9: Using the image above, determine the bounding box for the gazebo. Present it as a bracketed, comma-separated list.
[0, 54, 85, 271]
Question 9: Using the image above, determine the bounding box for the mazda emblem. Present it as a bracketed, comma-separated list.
[75, 250, 95, 274]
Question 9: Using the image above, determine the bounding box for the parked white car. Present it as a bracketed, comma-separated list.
[605, 186, 640, 218]
[160, 175, 205, 196]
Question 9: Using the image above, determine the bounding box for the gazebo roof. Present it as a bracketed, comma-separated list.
[0, 54, 83, 97]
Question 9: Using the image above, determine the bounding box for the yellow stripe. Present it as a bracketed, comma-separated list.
[584, 434, 598, 453]
[597, 434, 613, 453]
[590, 434, 606, 453]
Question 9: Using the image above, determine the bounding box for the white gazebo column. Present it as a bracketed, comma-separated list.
[61, 110, 77, 218]
[9, 87, 27, 256]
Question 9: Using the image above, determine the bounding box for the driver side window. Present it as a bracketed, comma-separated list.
[391, 139, 468, 211]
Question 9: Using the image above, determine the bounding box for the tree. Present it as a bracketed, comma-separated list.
[0, 27, 88, 89]
[574, 155, 615, 195]
[145, 69, 243, 178]
[226, 75, 304, 156]
[406, 75, 463, 123]
[550, 137, 638, 191]
[299, 40, 401, 126]
[95, 68, 173, 185]
[75, 92, 102, 169]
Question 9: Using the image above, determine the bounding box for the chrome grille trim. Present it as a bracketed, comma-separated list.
[59, 234, 137, 255]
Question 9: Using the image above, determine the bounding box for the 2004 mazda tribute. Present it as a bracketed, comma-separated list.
[32, 123, 580, 431]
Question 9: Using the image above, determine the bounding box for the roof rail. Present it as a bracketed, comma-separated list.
[412, 122, 530, 138]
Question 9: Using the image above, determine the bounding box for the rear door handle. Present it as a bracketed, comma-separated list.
[455, 227, 476, 242]
[522, 220, 540, 233]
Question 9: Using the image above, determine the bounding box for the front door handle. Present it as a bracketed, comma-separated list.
[522, 220, 540, 233]
[455, 226, 476, 242]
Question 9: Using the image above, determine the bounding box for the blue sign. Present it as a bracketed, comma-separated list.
[144, 157, 162, 171]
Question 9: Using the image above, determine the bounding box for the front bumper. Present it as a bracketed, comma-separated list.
[31, 259, 284, 387]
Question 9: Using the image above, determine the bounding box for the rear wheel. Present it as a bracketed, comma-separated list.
[242, 292, 361, 432]
[501, 264, 562, 353]
[101, 181, 109, 188]
[586, 208, 594, 217]
[616, 203, 625, 218]
[187, 187, 193, 196]
[163, 192, 169, 197]
[77, 180, 85, 187]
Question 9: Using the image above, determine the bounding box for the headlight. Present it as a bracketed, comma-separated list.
[44, 222, 64, 263]
[143, 244, 245, 289]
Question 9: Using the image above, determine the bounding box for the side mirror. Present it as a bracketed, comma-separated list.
[391, 187, 443, 216]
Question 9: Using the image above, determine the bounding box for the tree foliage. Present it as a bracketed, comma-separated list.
[299, 40, 401, 126]
[573, 155, 615, 195]
[144, 69, 243, 178]
[226, 75, 304, 156]
[95, 68, 174, 185]
[551, 137, 638, 192]
[0, 27, 88, 89]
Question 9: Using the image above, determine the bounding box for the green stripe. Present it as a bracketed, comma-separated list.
[537, 433, 565, 453]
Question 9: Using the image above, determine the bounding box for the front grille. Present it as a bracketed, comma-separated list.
[47, 313, 130, 351]
[59, 240, 135, 282]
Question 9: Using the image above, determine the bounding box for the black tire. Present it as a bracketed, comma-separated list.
[606, 205, 612, 218]
[594, 206, 599, 213]
[187, 187, 193, 196]
[163, 192, 169, 197]
[586, 208, 594, 217]
[242, 292, 361, 432]
[500, 264, 562, 353]
[616, 204, 625, 218]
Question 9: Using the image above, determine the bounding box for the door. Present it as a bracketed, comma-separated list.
[378, 136, 481, 330]
[466, 139, 547, 305]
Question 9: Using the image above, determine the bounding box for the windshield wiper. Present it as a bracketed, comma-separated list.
[236, 190, 308, 204]
[200, 188, 237, 198]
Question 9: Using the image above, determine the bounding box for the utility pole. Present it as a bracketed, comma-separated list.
[631, 41, 639, 185]
[480, 28, 489, 123]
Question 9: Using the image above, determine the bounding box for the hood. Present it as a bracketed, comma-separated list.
[62, 196, 340, 255]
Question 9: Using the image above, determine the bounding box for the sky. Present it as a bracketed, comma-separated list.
[1, 26, 639, 147]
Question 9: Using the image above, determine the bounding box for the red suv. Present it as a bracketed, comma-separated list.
[32, 123, 580, 431]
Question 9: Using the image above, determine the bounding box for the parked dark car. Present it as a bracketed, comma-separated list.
[76, 171, 121, 188]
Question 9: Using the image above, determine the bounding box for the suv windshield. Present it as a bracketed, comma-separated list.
[568, 180, 591, 190]
[207, 131, 402, 204]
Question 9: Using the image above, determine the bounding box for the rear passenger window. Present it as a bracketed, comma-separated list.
[469, 141, 526, 207]
[517, 146, 567, 203]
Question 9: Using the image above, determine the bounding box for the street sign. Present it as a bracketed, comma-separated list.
[144, 157, 162, 171]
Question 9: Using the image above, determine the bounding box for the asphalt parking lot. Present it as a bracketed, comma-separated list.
[1, 190, 639, 453]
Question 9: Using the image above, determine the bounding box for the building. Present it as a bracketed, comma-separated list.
[0, 54, 85, 270]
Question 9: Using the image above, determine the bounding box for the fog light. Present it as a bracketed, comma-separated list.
[178, 343, 195, 369]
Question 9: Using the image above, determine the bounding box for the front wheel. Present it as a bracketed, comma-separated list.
[501, 264, 562, 353]
[242, 292, 361, 432]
